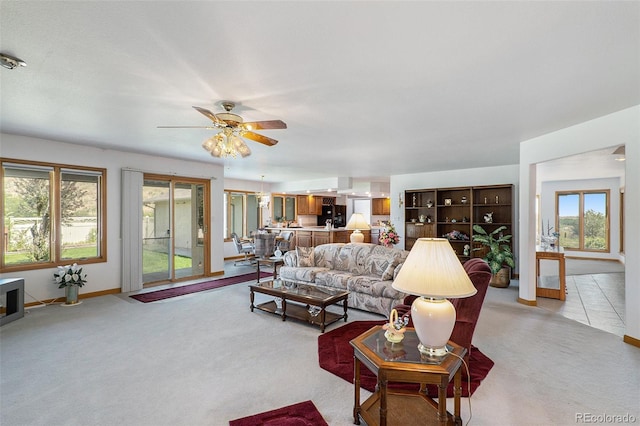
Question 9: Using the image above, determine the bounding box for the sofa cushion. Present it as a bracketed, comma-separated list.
[364, 254, 396, 278]
[313, 244, 345, 269]
[333, 244, 364, 274]
[279, 266, 329, 283]
[314, 271, 351, 291]
[346, 275, 406, 299]
[296, 246, 315, 267]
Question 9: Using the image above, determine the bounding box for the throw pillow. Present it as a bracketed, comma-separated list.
[381, 261, 397, 281]
[393, 262, 404, 280]
[296, 246, 315, 267]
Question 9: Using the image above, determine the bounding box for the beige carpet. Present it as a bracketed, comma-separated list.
[1, 277, 638, 426]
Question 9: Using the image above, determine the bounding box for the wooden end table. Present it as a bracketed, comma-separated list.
[536, 245, 566, 301]
[350, 326, 466, 426]
[256, 257, 284, 282]
[249, 279, 348, 332]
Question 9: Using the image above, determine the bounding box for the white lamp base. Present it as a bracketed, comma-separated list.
[411, 296, 456, 357]
[350, 230, 364, 243]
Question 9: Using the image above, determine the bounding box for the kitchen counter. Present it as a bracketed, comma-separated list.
[265, 227, 372, 247]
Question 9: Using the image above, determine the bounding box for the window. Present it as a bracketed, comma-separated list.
[1, 159, 106, 271]
[223, 190, 261, 239]
[556, 190, 609, 252]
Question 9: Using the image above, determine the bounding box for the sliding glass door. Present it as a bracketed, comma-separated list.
[142, 175, 209, 285]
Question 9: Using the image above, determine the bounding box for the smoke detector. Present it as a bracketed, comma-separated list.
[0, 53, 27, 70]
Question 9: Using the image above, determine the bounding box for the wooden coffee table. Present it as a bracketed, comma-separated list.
[249, 279, 348, 332]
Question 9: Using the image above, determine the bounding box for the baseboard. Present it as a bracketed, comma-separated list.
[623, 334, 640, 348]
[25, 288, 120, 308]
[564, 256, 623, 263]
[517, 297, 537, 307]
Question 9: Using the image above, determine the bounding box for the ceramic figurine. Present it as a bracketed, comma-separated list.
[383, 309, 408, 343]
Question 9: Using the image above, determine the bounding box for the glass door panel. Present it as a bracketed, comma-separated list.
[142, 180, 171, 283]
[173, 182, 206, 279]
[143, 177, 209, 285]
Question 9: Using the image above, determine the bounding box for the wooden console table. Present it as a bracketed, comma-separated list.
[536, 246, 566, 301]
[351, 326, 465, 425]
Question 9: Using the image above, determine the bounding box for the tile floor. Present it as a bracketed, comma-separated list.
[536, 272, 626, 337]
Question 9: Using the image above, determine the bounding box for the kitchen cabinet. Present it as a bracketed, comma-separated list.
[296, 195, 322, 215]
[372, 198, 391, 215]
[296, 230, 313, 247]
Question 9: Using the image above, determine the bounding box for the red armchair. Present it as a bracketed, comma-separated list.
[393, 258, 492, 365]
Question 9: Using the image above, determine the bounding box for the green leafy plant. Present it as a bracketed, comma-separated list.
[472, 225, 515, 275]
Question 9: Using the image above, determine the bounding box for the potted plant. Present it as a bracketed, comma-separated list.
[472, 225, 515, 288]
[53, 263, 87, 305]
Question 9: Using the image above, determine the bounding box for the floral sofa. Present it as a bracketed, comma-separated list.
[279, 243, 409, 316]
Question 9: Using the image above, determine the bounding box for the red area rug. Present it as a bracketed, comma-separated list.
[318, 320, 494, 397]
[229, 400, 328, 426]
[130, 272, 271, 303]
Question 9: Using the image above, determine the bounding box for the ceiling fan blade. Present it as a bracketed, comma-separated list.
[242, 131, 279, 146]
[243, 120, 287, 131]
[193, 106, 227, 127]
[157, 125, 217, 129]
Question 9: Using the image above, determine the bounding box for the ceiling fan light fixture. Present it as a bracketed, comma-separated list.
[0, 53, 27, 70]
[232, 135, 251, 157]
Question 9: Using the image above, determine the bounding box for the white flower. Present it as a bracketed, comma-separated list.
[64, 274, 72, 282]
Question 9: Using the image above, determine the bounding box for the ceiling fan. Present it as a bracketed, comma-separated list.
[159, 101, 286, 158]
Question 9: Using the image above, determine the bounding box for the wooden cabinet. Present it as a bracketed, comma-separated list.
[296, 195, 309, 215]
[313, 196, 323, 215]
[372, 198, 391, 215]
[405, 185, 513, 263]
[295, 230, 313, 247]
[313, 232, 331, 246]
[296, 195, 322, 215]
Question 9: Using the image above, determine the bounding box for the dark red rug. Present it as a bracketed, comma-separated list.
[318, 320, 494, 397]
[228, 400, 328, 426]
[130, 272, 271, 303]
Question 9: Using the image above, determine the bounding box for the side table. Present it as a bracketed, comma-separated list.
[350, 326, 466, 426]
[536, 245, 566, 301]
[256, 257, 284, 282]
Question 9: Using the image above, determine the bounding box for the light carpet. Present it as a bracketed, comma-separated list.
[1, 277, 638, 426]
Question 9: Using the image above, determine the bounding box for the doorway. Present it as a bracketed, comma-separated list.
[142, 175, 209, 285]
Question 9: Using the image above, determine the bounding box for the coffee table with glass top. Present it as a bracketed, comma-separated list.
[249, 279, 349, 332]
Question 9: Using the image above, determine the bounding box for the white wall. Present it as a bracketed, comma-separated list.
[1, 134, 225, 303]
[519, 105, 639, 341]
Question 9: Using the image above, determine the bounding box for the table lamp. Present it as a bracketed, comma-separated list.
[345, 213, 370, 243]
[392, 238, 477, 357]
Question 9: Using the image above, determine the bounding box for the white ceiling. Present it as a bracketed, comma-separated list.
[1, 1, 638, 187]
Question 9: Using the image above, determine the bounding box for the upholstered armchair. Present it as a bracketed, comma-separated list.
[393, 258, 492, 367]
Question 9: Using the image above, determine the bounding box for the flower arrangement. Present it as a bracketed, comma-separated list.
[442, 230, 469, 240]
[379, 223, 400, 247]
[53, 263, 87, 288]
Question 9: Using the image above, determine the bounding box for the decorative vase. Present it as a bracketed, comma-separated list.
[64, 285, 80, 305]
